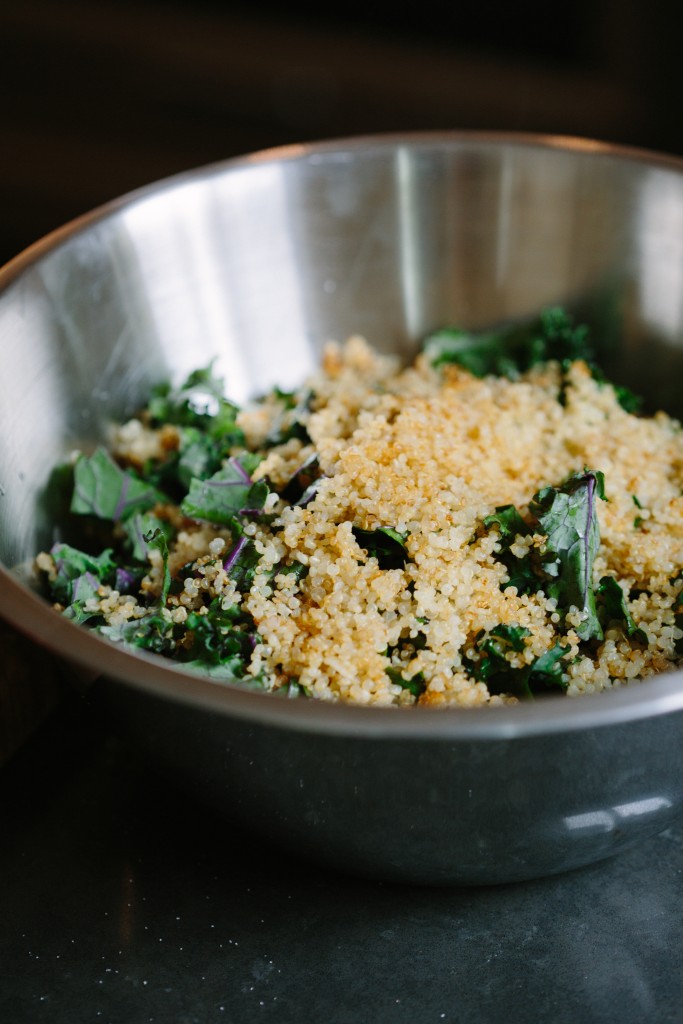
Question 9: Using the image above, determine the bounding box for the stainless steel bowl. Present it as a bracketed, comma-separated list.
[2, 132, 683, 885]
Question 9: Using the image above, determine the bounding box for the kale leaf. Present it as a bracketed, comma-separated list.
[223, 536, 262, 592]
[482, 505, 529, 545]
[463, 625, 568, 699]
[672, 573, 683, 656]
[71, 448, 167, 522]
[144, 526, 172, 607]
[352, 526, 410, 570]
[482, 504, 540, 596]
[596, 576, 647, 644]
[529, 470, 606, 642]
[121, 510, 174, 563]
[147, 364, 244, 440]
[385, 667, 426, 698]
[183, 603, 255, 668]
[180, 456, 269, 526]
[482, 471, 608, 643]
[423, 307, 593, 379]
[274, 561, 309, 584]
[265, 388, 313, 447]
[281, 454, 322, 504]
[98, 611, 175, 654]
[43, 543, 121, 623]
[423, 307, 642, 414]
[47, 543, 117, 605]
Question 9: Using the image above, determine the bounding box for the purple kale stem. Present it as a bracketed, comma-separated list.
[200, 477, 246, 492]
[113, 474, 130, 521]
[228, 457, 252, 483]
[71, 571, 99, 601]
[224, 536, 248, 572]
[116, 568, 136, 593]
[133, 516, 147, 552]
[297, 480, 322, 507]
[582, 472, 595, 607]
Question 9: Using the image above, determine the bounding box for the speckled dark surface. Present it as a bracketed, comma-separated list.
[2, 695, 682, 1024]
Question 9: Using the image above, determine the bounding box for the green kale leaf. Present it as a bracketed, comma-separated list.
[530, 470, 606, 642]
[596, 576, 647, 644]
[482, 504, 540, 595]
[71, 448, 167, 522]
[144, 526, 172, 607]
[423, 307, 642, 414]
[423, 307, 592, 379]
[223, 536, 262, 592]
[463, 625, 568, 699]
[352, 526, 410, 570]
[98, 611, 175, 654]
[147, 364, 244, 441]
[385, 667, 426, 698]
[672, 573, 683, 656]
[180, 456, 269, 526]
[483, 505, 530, 545]
[265, 388, 313, 447]
[121, 510, 174, 563]
[281, 454, 322, 504]
[182, 603, 255, 669]
[47, 543, 117, 605]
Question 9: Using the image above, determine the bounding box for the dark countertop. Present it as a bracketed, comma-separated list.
[2, 696, 682, 1024]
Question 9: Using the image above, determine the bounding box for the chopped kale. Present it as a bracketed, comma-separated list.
[180, 457, 269, 526]
[71, 448, 167, 522]
[265, 389, 313, 447]
[183, 604, 255, 668]
[612, 386, 642, 414]
[274, 561, 309, 584]
[672, 573, 683, 656]
[223, 536, 262, 592]
[122, 510, 174, 563]
[62, 572, 104, 624]
[386, 667, 426, 698]
[98, 611, 175, 654]
[631, 494, 645, 531]
[423, 307, 642, 414]
[147, 364, 244, 440]
[463, 625, 568, 699]
[423, 307, 593, 379]
[115, 566, 142, 594]
[352, 526, 410, 570]
[483, 505, 530, 545]
[596, 576, 647, 644]
[529, 470, 606, 642]
[281, 454, 322, 504]
[482, 504, 540, 596]
[144, 526, 172, 607]
[176, 428, 225, 488]
[590, 365, 643, 415]
[47, 543, 117, 605]
[273, 679, 308, 699]
[180, 661, 269, 686]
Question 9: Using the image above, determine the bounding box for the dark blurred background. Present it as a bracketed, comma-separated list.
[2, 0, 682, 266]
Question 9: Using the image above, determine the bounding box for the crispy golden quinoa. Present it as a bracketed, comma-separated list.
[38, 336, 683, 706]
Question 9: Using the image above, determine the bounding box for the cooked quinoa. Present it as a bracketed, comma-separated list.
[37, 317, 683, 707]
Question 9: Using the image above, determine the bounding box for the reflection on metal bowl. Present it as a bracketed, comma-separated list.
[1, 132, 683, 884]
